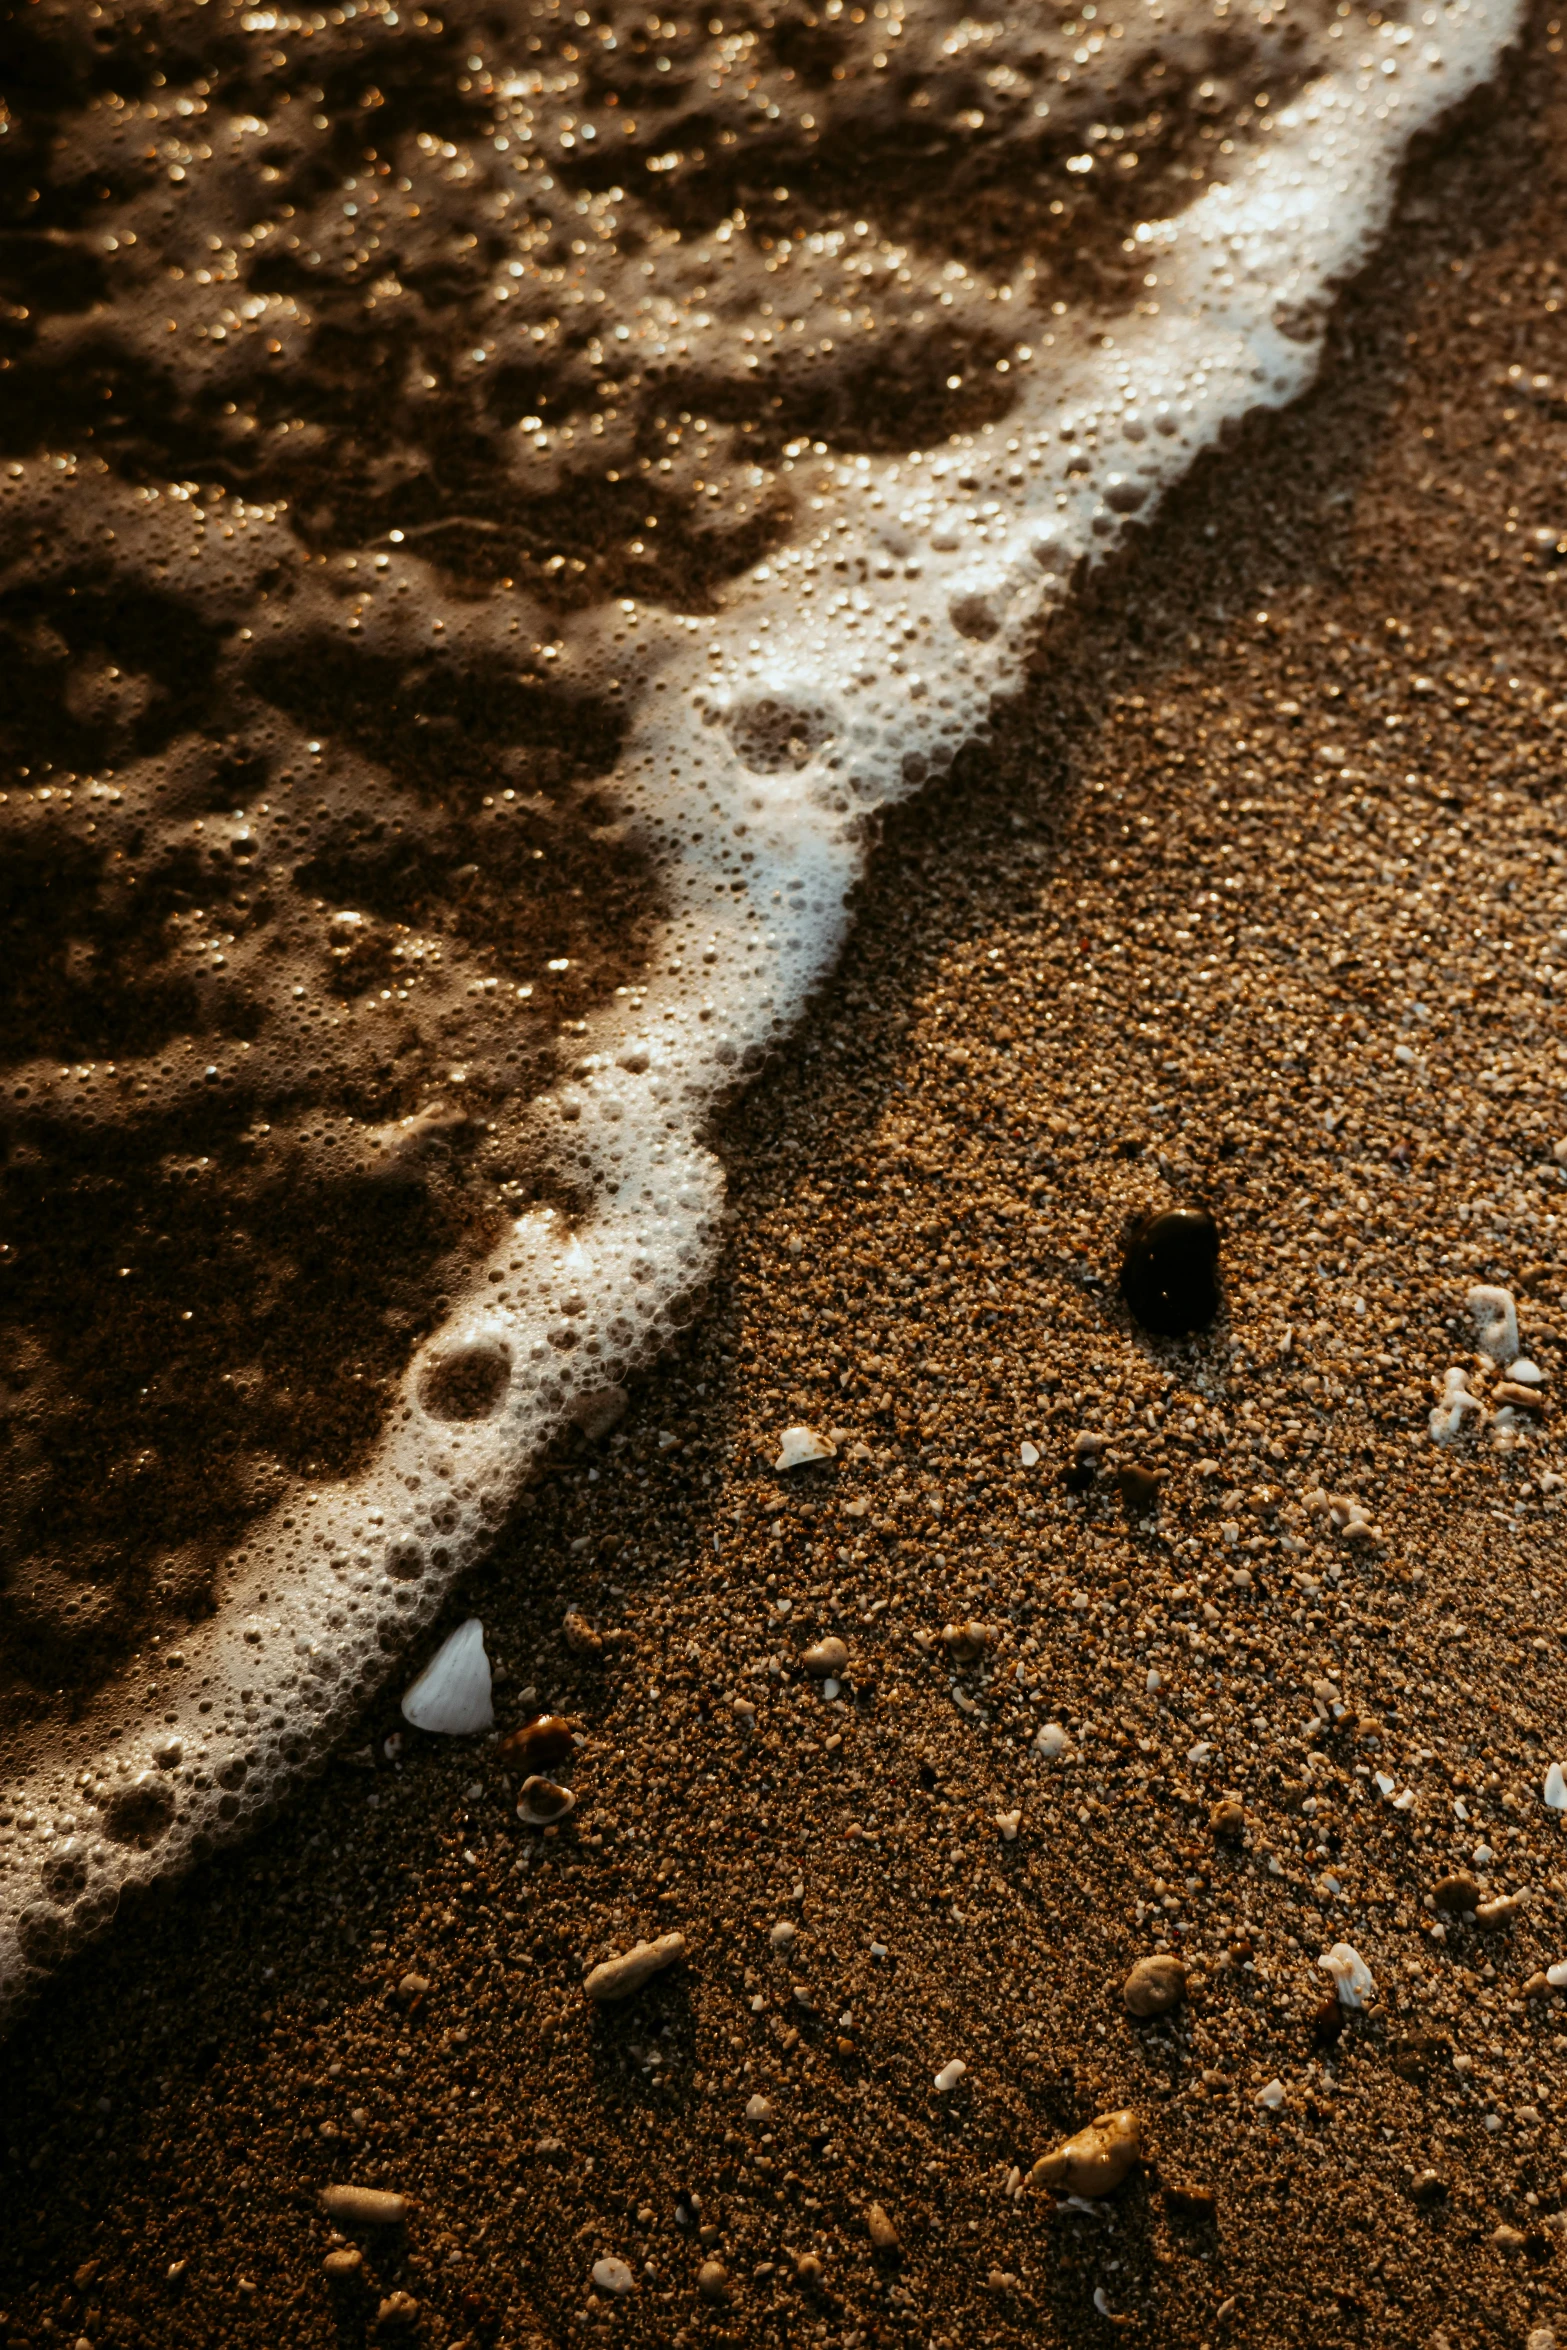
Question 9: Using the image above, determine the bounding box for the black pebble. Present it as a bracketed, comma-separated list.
[1120, 1205, 1221, 1336]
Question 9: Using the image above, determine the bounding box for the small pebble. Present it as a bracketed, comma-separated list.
[1123, 1955, 1187, 2019]
[801, 1636, 848, 1676]
[396, 1973, 429, 2009]
[1209, 1798, 1245, 1841]
[1409, 2170, 1448, 2206]
[1035, 1722, 1069, 1760]
[1545, 1762, 1567, 1812]
[697, 2259, 730, 2303]
[1317, 1942, 1375, 2009]
[769, 1919, 797, 1950]
[933, 2057, 968, 2091]
[1162, 2182, 1216, 2218]
[745, 2093, 773, 2121]
[323, 2247, 364, 2279]
[375, 2291, 420, 2331]
[774, 1424, 835, 1470]
[794, 2252, 824, 2285]
[319, 2186, 409, 2227]
[941, 1619, 989, 1664]
[1029, 2108, 1142, 2197]
[583, 1933, 687, 2003]
[1114, 1463, 1163, 1515]
[866, 2203, 900, 2253]
[1433, 1874, 1481, 1915]
[562, 1607, 604, 1657]
[497, 1713, 577, 1772]
[1255, 2079, 1287, 2111]
[592, 2257, 636, 2297]
[1468, 1283, 1520, 1365]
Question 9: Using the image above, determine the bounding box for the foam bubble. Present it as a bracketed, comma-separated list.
[0, 0, 1521, 2016]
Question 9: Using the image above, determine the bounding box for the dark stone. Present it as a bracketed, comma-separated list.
[1114, 1464, 1163, 1515]
[1311, 1996, 1346, 2048]
[1120, 1206, 1221, 1337]
[1409, 2170, 1448, 2206]
[1062, 1460, 1096, 1495]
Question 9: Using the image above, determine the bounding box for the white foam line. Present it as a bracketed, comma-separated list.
[0, 0, 1522, 2020]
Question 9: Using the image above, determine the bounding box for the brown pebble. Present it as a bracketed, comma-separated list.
[794, 2252, 824, 2286]
[1312, 1997, 1347, 2048]
[323, 2247, 364, 2280]
[1433, 1874, 1482, 1916]
[697, 2259, 731, 2303]
[582, 1931, 687, 2002]
[1123, 1955, 1187, 2018]
[1524, 1971, 1552, 1999]
[376, 2290, 420, 2330]
[563, 1607, 603, 1657]
[1410, 2170, 1449, 2206]
[1030, 2109, 1143, 2198]
[940, 1619, 989, 1664]
[801, 1635, 849, 1675]
[1209, 1798, 1246, 1841]
[866, 2202, 900, 2253]
[1162, 2182, 1216, 2218]
[320, 2186, 409, 2227]
[498, 1713, 577, 1772]
[396, 1972, 430, 2009]
[1113, 1463, 1163, 1515]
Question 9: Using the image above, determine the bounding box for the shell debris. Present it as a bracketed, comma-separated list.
[400, 1619, 494, 1737]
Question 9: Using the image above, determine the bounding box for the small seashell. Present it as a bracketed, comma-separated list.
[401, 1618, 494, 1736]
[583, 1932, 687, 2003]
[1120, 1205, 1221, 1337]
[592, 2257, 636, 2297]
[775, 1424, 835, 1471]
[1317, 1941, 1375, 2010]
[1468, 1283, 1520, 1366]
[562, 1606, 604, 1656]
[1036, 1722, 1069, 1760]
[516, 1776, 576, 1827]
[1123, 1955, 1186, 2018]
[934, 2058, 968, 2092]
[1544, 1762, 1567, 1812]
[995, 1808, 1022, 1842]
[1509, 1358, 1546, 1386]
[1029, 2108, 1142, 2198]
[1254, 2079, 1287, 2111]
[498, 1713, 578, 1773]
[320, 2185, 410, 2227]
[801, 1636, 849, 1676]
[941, 1619, 990, 1665]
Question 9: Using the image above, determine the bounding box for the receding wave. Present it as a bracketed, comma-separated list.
[0, 0, 1520, 2013]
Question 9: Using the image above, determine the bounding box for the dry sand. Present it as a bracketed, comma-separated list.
[11, 14, 1567, 2349]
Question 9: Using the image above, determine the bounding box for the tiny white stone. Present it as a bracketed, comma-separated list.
[1545, 1763, 1567, 1812]
[745, 2093, 773, 2121]
[995, 1808, 1021, 1842]
[1255, 2078, 1287, 2110]
[1318, 1941, 1375, 2009]
[592, 2257, 636, 2297]
[1019, 1440, 1040, 1467]
[775, 1424, 835, 1470]
[933, 2058, 967, 2092]
[401, 1618, 494, 1736]
[1546, 1961, 1567, 1989]
[1145, 1669, 1162, 1693]
[1186, 1741, 1212, 1764]
[1510, 1358, 1546, 1386]
[1036, 1722, 1069, 1760]
[1374, 1771, 1396, 1798]
[769, 1918, 797, 1950]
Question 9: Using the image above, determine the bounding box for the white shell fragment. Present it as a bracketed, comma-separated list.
[1468, 1283, 1520, 1366]
[1431, 1366, 1485, 1445]
[775, 1424, 835, 1471]
[934, 2058, 968, 2092]
[1510, 1358, 1546, 1387]
[1255, 2079, 1288, 2111]
[1546, 1961, 1567, 1989]
[592, 2258, 636, 2297]
[1036, 1722, 1069, 1761]
[1544, 1762, 1567, 1813]
[745, 2093, 773, 2122]
[400, 1617, 494, 1736]
[516, 1776, 577, 1827]
[1317, 1941, 1375, 2009]
[1019, 1440, 1040, 1467]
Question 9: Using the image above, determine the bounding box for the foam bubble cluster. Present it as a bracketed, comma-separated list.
[0, 0, 1520, 2016]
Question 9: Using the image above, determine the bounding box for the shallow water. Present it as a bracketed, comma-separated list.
[0, 0, 1519, 2012]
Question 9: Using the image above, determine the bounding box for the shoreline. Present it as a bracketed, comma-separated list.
[8, 17, 1567, 2349]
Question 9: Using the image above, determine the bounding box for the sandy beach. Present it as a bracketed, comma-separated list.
[11, 8, 1567, 2349]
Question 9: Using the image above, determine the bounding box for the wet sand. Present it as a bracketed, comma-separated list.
[9, 14, 1567, 2349]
